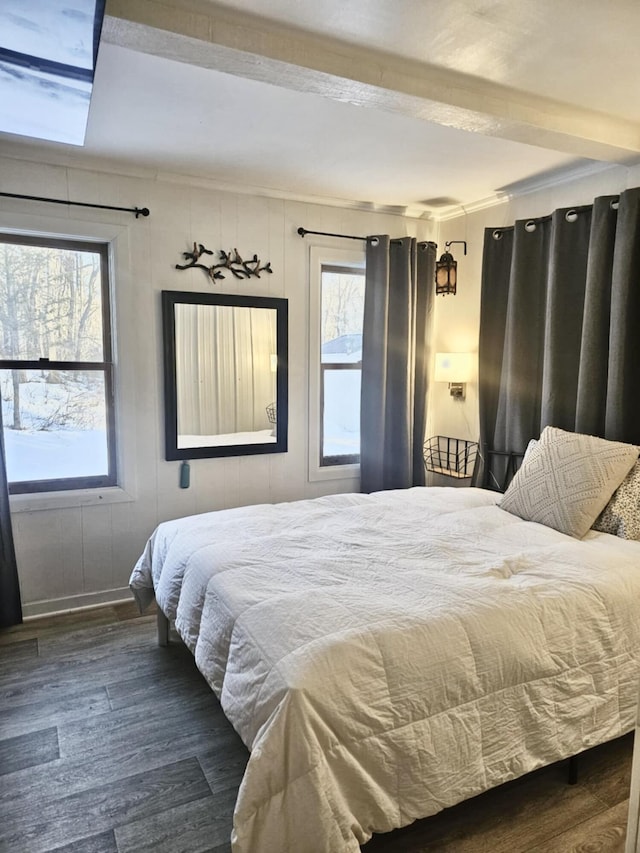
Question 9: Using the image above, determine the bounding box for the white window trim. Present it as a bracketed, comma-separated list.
[0, 210, 138, 512]
[308, 243, 365, 483]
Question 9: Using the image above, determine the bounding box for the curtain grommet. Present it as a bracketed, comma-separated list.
[565, 209, 578, 223]
[524, 220, 537, 233]
[492, 230, 503, 240]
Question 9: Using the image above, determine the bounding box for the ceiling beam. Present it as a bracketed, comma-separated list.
[103, 0, 640, 163]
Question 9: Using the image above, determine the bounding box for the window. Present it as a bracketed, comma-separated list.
[309, 246, 365, 480]
[0, 234, 116, 494]
[320, 264, 365, 466]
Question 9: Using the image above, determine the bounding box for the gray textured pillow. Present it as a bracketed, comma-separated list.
[500, 427, 639, 538]
[592, 460, 640, 540]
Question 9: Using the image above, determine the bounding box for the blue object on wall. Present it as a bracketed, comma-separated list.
[179, 460, 190, 488]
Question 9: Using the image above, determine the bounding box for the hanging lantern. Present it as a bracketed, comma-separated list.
[435, 251, 457, 296]
[435, 240, 467, 296]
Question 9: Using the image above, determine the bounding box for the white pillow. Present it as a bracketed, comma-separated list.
[592, 460, 640, 540]
[500, 426, 639, 538]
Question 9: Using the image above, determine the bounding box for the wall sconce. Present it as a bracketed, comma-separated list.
[435, 352, 473, 400]
[435, 240, 467, 296]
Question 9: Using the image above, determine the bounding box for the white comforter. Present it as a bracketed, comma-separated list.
[130, 487, 640, 852]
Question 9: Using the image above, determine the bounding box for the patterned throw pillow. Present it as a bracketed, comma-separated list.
[500, 426, 639, 539]
[592, 460, 640, 540]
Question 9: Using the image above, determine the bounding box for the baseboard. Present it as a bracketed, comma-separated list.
[22, 587, 133, 619]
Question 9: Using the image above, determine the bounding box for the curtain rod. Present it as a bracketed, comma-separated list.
[297, 227, 365, 242]
[0, 192, 150, 218]
[297, 227, 434, 249]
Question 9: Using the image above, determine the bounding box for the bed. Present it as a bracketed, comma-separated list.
[130, 429, 640, 852]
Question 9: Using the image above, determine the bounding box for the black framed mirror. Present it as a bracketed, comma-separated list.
[162, 290, 288, 460]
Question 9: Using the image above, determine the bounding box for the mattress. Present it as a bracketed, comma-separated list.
[130, 486, 640, 852]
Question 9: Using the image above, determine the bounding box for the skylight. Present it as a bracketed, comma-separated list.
[0, 0, 105, 146]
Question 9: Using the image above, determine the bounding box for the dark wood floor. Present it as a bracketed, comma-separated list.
[0, 603, 633, 853]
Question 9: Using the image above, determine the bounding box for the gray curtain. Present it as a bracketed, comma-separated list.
[360, 236, 435, 493]
[475, 186, 640, 486]
[0, 405, 22, 627]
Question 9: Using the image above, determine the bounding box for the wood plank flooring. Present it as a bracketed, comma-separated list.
[0, 603, 633, 853]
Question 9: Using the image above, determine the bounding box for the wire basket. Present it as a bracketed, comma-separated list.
[266, 402, 277, 424]
[423, 436, 478, 479]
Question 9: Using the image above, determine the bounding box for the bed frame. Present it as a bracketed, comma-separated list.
[157, 607, 170, 647]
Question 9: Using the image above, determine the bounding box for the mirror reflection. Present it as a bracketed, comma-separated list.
[162, 291, 288, 460]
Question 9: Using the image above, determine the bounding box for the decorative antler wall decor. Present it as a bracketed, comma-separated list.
[176, 242, 273, 281]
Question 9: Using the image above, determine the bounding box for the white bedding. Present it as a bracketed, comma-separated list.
[177, 428, 275, 448]
[130, 486, 640, 852]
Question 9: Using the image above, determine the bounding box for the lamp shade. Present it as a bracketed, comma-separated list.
[434, 352, 473, 383]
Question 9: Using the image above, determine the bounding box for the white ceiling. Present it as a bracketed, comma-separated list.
[3, 0, 640, 219]
[206, 0, 640, 122]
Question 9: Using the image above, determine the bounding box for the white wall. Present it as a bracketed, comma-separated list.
[429, 163, 640, 454]
[6, 153, 639, 612]
[0, 154, 433, 615]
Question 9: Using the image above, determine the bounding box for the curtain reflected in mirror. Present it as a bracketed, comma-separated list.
[162, 291, 288, 460]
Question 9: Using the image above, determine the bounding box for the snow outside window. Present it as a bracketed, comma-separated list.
[0, 234, 116, 494]
[320, 265, 364, 467]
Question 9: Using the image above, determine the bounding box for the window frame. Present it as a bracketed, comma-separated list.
[0, 232, 117, 494]
[308, 245, 365, 483]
